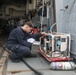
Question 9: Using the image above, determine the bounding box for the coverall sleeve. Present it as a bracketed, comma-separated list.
[30, 33, 42, 39]
[15, 30, 32, 47]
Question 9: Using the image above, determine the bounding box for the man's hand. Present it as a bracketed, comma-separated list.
[41, 32, 47, 36]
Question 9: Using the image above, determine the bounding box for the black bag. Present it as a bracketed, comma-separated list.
[38, 6, 47, 17]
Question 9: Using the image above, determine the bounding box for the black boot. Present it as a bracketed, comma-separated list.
[9, 54, 20, 63]
[28, 53, 36, 57]
[24, 53, 36, 58]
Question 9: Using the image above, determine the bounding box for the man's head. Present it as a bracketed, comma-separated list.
[21, 21, 34, 33]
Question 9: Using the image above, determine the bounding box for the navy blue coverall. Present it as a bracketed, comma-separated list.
[6, 27, 42, 60]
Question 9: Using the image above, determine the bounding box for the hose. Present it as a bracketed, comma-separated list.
[21, 59, 43, 75]
[50, 51, 62, 58]
[50, 0, 76, 33]
[0, 43, 43, 75]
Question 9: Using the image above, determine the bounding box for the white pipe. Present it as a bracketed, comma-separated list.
[51, 0, 76, 33]
[41, 0, 45, 32]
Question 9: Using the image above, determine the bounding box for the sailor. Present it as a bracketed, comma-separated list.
[6, 21, 47, 62]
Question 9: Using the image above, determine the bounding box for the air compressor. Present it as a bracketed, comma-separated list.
[39, 32, 76, 70]
[39, 32, 71, 61]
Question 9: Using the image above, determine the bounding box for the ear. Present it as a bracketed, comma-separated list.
[26, 26, 28, 28]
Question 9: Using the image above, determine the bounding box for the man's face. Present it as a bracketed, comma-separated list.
[25, 25, 33, 33]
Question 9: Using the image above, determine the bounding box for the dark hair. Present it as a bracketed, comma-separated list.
[25, 21, 34, 28]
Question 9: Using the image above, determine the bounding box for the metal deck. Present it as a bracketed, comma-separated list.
[6, 45, 76, 75]
[0, 36, 76, 75]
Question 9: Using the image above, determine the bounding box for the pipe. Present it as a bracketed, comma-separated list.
[6, 5, 26, 15]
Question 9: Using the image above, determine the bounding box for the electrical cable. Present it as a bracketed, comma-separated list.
[50, 0, 76, 33]
[0, 43, 43, 75]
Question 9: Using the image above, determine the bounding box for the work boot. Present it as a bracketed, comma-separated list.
[28, 53, 36, 57]
[9, 54, 20, 63]
[24, 53, 36, 58]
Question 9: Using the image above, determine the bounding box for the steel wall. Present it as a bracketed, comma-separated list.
[55, 0, 76, 56]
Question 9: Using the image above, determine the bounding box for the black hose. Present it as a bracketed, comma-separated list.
[0, 43, 10, 53]
[0, 43, 43, 75]
[21, 58, 43, 75]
